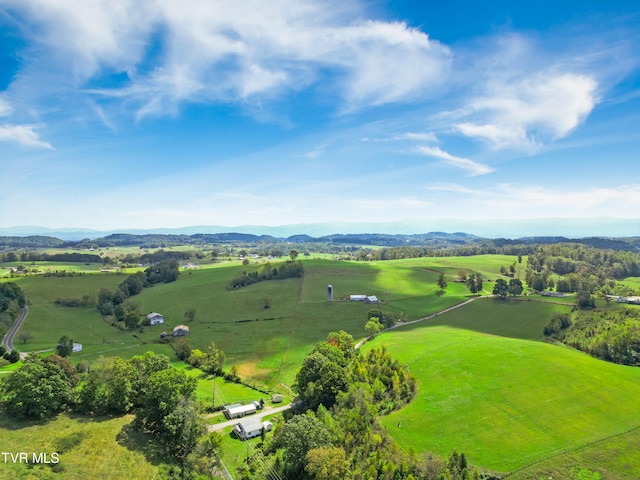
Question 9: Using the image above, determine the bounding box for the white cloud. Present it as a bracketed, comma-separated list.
[416, 145, 493, 176]
[0, 98, 12, 117]
[0, 124, 53, 149]
[362, 132, 439, 142]
[455, 73, 598, 151]
[5, 0, 451, 116]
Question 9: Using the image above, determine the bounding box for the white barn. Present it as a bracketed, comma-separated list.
[223, 401, 261, 419]
[147, 312, 164, 325]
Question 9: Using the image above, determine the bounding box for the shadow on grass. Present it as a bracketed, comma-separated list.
[0, 413, 51, 430]
[116, 422, 167, 466]
[389, 297, 570, 342]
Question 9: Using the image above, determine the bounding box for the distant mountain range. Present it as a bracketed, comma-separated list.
[1, 231, 640, 252]
[1, 218, 639, 241]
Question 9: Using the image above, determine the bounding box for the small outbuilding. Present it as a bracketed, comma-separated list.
[72, 343, 83, 353]
[173, 324, 190, 336]
[364, 295, 379, 304]
[147, 312, 165, 325]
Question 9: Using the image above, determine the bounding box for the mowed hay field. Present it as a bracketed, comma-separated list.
[363, 299, 640, 475]
[0, 414, 162, 480]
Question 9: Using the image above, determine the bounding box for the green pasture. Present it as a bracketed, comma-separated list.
[2, 261, 109, 274]
[7, 255, 526, 388]
[133, 258, 480, 386]
[0, 413, 162, 479]
[618, 276, 640, 291]
[507, 426, 640, 480]
[363, 299, 640, 473]
[12, 274, 138, 355]
[405, 254, 528, 281]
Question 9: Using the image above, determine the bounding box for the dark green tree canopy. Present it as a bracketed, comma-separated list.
[2, 359, 73, 419]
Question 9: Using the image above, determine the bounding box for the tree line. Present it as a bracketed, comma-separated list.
[226, 260, 304, 290]
[97, 260, 179, 327]
[0, 283, 26, 361]
[546, 308, 640, 366]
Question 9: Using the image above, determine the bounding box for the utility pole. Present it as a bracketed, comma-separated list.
[213, 374, 216, 408]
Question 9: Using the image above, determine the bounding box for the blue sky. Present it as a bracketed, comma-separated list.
[1, 0, 639, 235]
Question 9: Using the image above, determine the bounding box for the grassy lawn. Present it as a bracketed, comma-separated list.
[0, 413, 163, 479]
[362, 299, 640, 474]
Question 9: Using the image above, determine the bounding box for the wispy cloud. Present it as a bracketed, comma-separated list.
[362, 132, 438, 142]
[4, 0, 451, 117]
[0, 124, 53, 149]
[416, 145, 493, 176]
[455, 73, 598, 151]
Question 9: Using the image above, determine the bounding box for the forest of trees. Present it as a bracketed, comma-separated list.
[545, 308, 640, 366]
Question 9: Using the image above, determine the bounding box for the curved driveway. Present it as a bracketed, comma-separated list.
[2, 306, 28, 352]
[355, 295, 486, 349]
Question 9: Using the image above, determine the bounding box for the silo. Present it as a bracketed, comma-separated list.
[327, 284, 333, 302]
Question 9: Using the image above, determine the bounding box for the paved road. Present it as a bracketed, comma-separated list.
[207, 403, 293, 432]
[2, 306, 28, 352]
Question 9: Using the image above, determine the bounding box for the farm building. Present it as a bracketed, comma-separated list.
[365, 295, 379, 304]
[223, 401, 261, 419]
[173, 324, 190, 336]
[147, 312, 164, 325]
[72, 343, 82, 353]
[349, 294, 367, 301]
[233, 418, 273, 440]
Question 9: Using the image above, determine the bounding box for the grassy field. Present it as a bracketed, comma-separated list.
[5, 255, 528, 388]
[128, 258, 485, 386]
[11, 274, 146, 357]
[507, 426, 640, 480]
[0, 413, 163, 479]
[362, 299, 640, 474]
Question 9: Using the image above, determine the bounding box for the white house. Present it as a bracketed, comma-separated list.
[72, 343, 83, 353]
[233, 418, 273, 440]
[147, 312, 164, 325]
